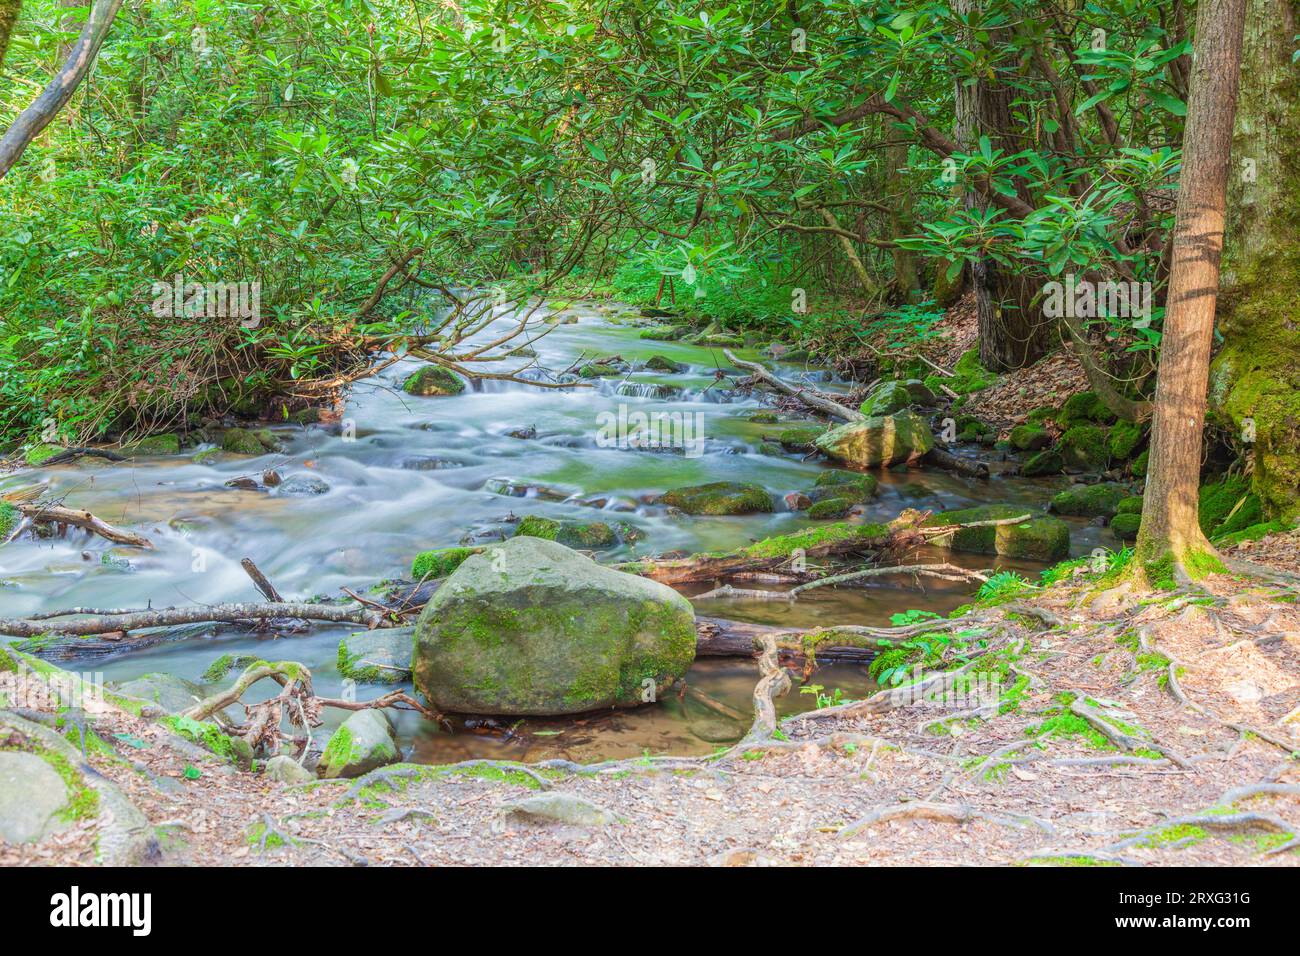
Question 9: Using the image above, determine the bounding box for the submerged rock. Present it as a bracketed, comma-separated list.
[403, 364, 465, 396]
[338, 627, 414, 683]
[923, 504, 1070, 561]
[275, 473, 330, 496]
[813, 410, 934, 467]
[412, 536, 696, 716]
[1021, 449, 1064, 476]
[657, 481, 774, 515]
[317, 710, 401, 779]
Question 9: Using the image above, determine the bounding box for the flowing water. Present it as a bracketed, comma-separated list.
[0, 300, 1117, 762]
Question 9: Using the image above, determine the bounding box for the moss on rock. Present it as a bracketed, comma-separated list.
[403, 364, 465, 396]
[813, 410, 934, 467]
[1106, 420, 1144, 460]
[1009, 423, 1051, 451]
[807, 497, 852, 519]
[1059, 424, 1110, 470]
[658, 481, 773, 515]
[1050, 482, 1129, 518]
[1110, 513, 1141, 541]
[923, 505, 1070, 561]
[24, 444, 63, 466]
[412, 546, 476, 580]
[1059, 391, 1117, 427]
[1021, 449, 1063, 476]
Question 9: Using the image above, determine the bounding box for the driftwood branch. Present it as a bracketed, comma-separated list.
[0, 601, 385, 638]
[722, 348, 863, 422]
[15, 503, 152, 548]
[0, 0, 125, 179]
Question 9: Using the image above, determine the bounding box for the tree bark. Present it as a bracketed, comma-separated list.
[0, 0, 20, 72]
[1136, 0, 1249, 576]
[1212, 0, 1300, 521]
[0, 0, 123, 180]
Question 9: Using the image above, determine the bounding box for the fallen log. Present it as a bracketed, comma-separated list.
[15, 503, 152, 548]
[923, 444, 990, 480]
[0, 601, 386, 638]
[723, 348, 862, 422]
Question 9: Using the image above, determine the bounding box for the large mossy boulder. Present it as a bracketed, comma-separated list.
[317, 710, 401, 779]
[923, 504, 1070, 561]
[403, 364, 465, 396]
[658, 481, 773, 515]
[1009, 423, 1051, 451]
[412, 536, 696, 716]
[1049, 482, 1129, 518]
[1110, 513, 1141, 541]
[813, 410, 934, 467]
[1198, 474, 1264, 538]
[1058, 391, 1117, 427]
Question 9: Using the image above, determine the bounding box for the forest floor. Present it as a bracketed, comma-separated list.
[4, 547, 1298, 868]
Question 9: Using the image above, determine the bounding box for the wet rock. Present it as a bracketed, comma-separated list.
[0, 751, 71, 844]
[1049, 482, 1129, 518]
[221, 427, 277, 455]
[484, 478, 572, 501]
[506, 792, 621, 827]
[317, 710, 401, 779]
[784, 492, 812, 511]
[859, 380, 913, 417]
[1059, 424, 1110, 470]
[1009, 423, 1051, 451]
[338, 627, 415, 683]
[513, 515, 620, 550]
[657, 481, 774, 515]
[275, 473, 330, 496]
[809, 469, 878, 504]
[1110, 513, 1141, 540]
[645, 355, 687, 373]
[125, 433, 181, 456]
[747, 411, 780, 424]
[923, 504, 1070, 561]
[403, 364, 465, 396]
[901, 379, 936, 404]
[814, 411, 934, 467]
[689, 719, 741, 743]
[110, 673, 206, 716]
[506, 426, 537, 440]
[808, 497, 853, 520]
[264, 755, 315, 785]
[773, 424, 827, 450]
[1021, 449, 1064, 476]
[262, 469, 282, 487]
[412, 536, 696, 715]
[412, 547, 477, 580]
[400, 456, 463, 470]
[223, 476, 263, 491]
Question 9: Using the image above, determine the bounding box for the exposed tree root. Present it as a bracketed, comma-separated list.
[838, 800, 1056, 839]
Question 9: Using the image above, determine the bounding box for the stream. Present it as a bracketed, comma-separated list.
[0, 300, 1118, 763]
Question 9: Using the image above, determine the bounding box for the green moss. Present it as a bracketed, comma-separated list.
[0, 738, 100, 823]
[1058, 424, 1110, 470]
[1107, 420, 1144, 460]
[807, 497, 852, 519]
[948, 348, 996, 394]
[808, 471, 878, 504]
[1027, 711, 1114, 751]
[160, 715, 238, 762]
[658, 481, 773, 515]
[221, 428, 268, 455]
[513, 515, 560, 540]
[774, 425, 826, 448]
[740, 521, 890, 559]
[1020, 449, 1063, 476]
[924, 505, 1070, 561]
[1024, 855, 1120, 867]
[1050, 482, 1128, 518]
[859, 380, 912, 416]
[1059, 391, 1117, 426]
[411, 546, 475, 580]
[1131, 448, 1149, 478]
[1009, 423, 1050, 451]
[0, 502, 17, 539]
[24, 443, 63, 466]
[1198, 474, 1261, 537]
[1138, 823, 1208, 849]
[1110, 513, 1141, 541]
[403, 364, 465, 396]
[1116, 496, 1144, 515]
[125, 433, 181, 456]
[1212, 518, 1296, 547]
[746, 411, 779, 424]
[201, 653, 257, 682]
[321, 725, 356, 768]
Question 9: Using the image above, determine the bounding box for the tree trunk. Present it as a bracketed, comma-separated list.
[1211, 0, 1300, 521]
[0, 0, 20, 71]
[885, 143, 922, 301]
[1135, 0, 1249, 579]
[953, 3, 1050, 371]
